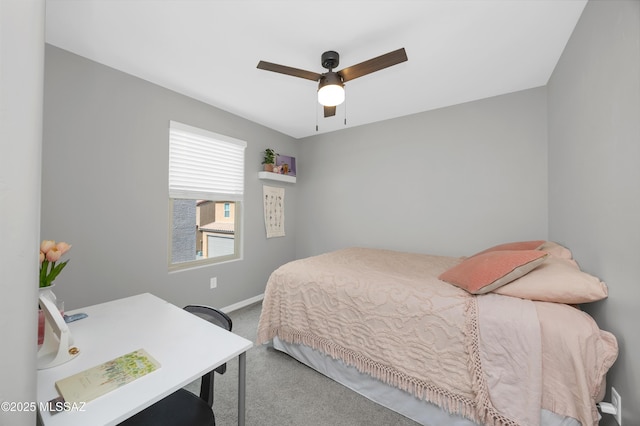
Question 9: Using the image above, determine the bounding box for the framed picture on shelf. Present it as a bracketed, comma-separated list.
[276, 155, 296, 177]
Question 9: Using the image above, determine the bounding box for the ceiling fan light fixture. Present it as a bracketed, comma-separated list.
[317, 72, 345, 107]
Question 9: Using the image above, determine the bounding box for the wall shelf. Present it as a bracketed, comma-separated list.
[258, 171, 296, 184]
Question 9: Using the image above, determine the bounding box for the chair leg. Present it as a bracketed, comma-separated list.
[200, 373, 215, 407]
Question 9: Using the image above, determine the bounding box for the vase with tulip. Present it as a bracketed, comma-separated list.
[39, 240, 72, 288]
[38, 240, 71, 345]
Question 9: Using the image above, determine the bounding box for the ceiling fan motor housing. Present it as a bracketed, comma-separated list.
[321, 51, 340, 70]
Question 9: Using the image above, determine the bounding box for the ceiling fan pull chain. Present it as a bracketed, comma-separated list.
[344, 91, 347, 126]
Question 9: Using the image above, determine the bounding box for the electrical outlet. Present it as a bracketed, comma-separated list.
[210, 277, 217, 289]
[611, 387, 622, 425]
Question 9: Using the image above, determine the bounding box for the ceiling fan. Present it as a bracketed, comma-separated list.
[257, 48, 408, 118]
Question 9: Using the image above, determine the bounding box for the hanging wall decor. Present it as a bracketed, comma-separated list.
[263, 185, 285, 238]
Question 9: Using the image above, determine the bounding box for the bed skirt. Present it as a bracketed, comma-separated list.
[272, 337, 582, 426]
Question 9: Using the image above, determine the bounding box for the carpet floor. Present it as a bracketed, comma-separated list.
[184, 302, 421, 426]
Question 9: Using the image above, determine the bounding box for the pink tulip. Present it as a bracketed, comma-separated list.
[46, 247, 62, 262]
[40, 240, 55, 254]
[39, 251, 45, 264]
[56, 242, 72, 255]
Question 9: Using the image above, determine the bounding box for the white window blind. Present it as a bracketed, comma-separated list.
[169, 121, 246, 201]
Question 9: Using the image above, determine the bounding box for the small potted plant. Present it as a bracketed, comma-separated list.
[262, 148, 277, 172]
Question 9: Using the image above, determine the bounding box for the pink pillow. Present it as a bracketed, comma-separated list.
[471, 240, 576, 264]
[495, 257, 608, 303]
[439, 250, 548, 295]
[470, 240, 546, 258]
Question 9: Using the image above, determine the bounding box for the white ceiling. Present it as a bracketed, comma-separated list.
[45, 0, 587, 139]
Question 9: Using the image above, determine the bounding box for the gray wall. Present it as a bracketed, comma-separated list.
[42, 45, 299, 311]
[547, 1, 640, 424]
[296, 87, 549, 259]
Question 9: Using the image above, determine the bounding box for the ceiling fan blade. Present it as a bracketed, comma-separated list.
[338, 48, 408, 82]
[257, 60, 322, 81]
[324, 105, 336, 117]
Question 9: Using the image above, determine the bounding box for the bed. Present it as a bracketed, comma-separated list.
[256, 242, 618, 426]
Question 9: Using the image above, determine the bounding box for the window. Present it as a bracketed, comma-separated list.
[168, 121, 246, 270]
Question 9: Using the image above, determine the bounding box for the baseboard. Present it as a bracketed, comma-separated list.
[220, 293, 264, 313]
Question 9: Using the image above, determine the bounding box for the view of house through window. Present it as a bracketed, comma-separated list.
[171, 199, 236, 263]
[168, 121, 245, 270]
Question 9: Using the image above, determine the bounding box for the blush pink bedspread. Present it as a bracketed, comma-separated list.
[256, 248, 618, 426]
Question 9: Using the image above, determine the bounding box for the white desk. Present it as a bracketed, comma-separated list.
[37, 293, 253, 426]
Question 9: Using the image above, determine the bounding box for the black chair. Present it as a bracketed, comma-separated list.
[119, 305, 232, 426]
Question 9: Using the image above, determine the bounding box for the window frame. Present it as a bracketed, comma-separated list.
[167, 121, 246, 272]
